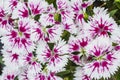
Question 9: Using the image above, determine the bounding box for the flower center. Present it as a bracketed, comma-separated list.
[80, 48, 86, 55]
[42, 27, 47, 34]
[18, 31, 23, 37]
[96, 56, 103, 60]
[32, 57, 38, 62]
[94, 53, 106, 61]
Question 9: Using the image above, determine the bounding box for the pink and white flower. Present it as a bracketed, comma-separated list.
[1, 18, 35, 53]
[23, 53, 41, 80]
[47, 24, 63, 42]
[40, 0, 74, 26]
[71, 0, 94, 12]
[56, 0, 69, 10]
[57, 0, 74, 23]
[12, 0, 48, 19]
[31, 23, 63, 43]
[84, 37, 120, 79]
[0, 66, 19, 80]
[0, 0, 120, 80]
[3, 0, 18, 13]
[70, 54, 81, 65]
[34, 71, 62, 80]
[71, 0, 94, 25]
[68, 32, 91, 53]
[74, 67, 91, 80]
[18, 67, 29, 80]
[62, 19, 78, 34]
[40, 13, 55, 26]
[36, 40, 68, 72]
[12, 2, 29, 19]
[39, 4, 56, 26]
[2, 49, 24, 67]
[68, 33, 92, 65]
[111, 27, 120, 51]
[30, 22, 44, 42]
[0, 6, 13, 35]
[86, 7, 118, 38]
[28, 0, 48, 16]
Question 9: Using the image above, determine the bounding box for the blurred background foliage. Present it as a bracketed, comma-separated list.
[94, 0, 120, 25]
[0, 0, 120, 80]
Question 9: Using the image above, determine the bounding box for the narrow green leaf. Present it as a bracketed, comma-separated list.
[115, 2, 120, 9]
[83, 12, 89, 21]
[0, 56, 3, 64]
[112, 42, 118, 46]
[53, 0, 57, 9]
[110, 9, 118, 17]
[56, 70, 71, 77]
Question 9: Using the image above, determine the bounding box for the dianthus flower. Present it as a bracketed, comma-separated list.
[84, 37, 120, 79]
[36, 40, 68, 72]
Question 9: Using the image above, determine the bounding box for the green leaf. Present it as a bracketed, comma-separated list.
[112, 42, 118, 46]
[24, 0, 28, 2]
[99, 77, 105, 80]
[86, 5, 94, 16]
[57, 60, 77, 79]
[14, 77, 18, 80]
[56, 70, 71, 77]
[83, 12, 89, 21]
[47, 43, 54, 50]
[114, 68, 120, 80]
[117, 20, 120, 25]
[63, 77, 69, 80]
[115, 0, 120, 3]
[45, 0, 57, 9]
[53, 0, 57, 9]
[61, 30, 70, 41]
[45, 0, 55, 4]
[46, 25, 53, 28]
[54, 13, 61, 22]
[107, 32, 112, 37]
[72, 51, 80, 55]
[110, 9, 118, 16]
[34, 15, 40, 21]
[56, 69, 74, 80]
[0, 56, 3, 64]
[115, 2, 120, 9]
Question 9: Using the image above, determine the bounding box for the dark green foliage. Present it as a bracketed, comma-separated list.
[105, 0, 120, 25]
[112, 42, 118, 46]
[45, 0, 57, 9]
[61, 30, 71, 41]
[34, 15, 41, 21]
[54, 13, 61, 22]
[14, 76, 19, 80]
[114, 68, 120, 80]
[47, 43, 55, 50]
[57, 60, 78, 80]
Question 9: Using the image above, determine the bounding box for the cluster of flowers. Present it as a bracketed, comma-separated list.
[0, 0, 120, 80]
